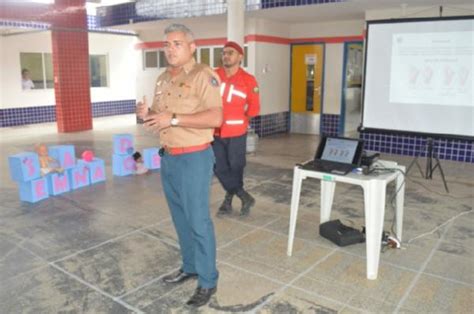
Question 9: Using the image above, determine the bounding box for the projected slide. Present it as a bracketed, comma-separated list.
[362, 17, 473, 137]
[390, 31, 473, 106]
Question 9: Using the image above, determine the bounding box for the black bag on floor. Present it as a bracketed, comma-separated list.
[319, 219, 365, 247]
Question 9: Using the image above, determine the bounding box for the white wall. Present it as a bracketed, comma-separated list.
[252, 18, 291, 115]
[323, 43, 344, 114]
[290, 19, 364, 38]
[254, 42, 290, 115]
[252, 18, 291, 37]
[136, 15, 227, 42]
[89, 33, 139, 103]
[1, 31, 137, 109]
[1, 31, 55, 109]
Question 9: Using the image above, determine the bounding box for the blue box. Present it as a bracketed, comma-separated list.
[67, 164, 90, 190]
[79, 158, 106, 184]
[48, 145, 76, 169]
[19, 177, 49, 203]
[8, 152, 41, 182]
[142, 148, 161, 170]
[113, 134, 134, 155]
[112, 153, 135, 176]
[46, 172, 70, 195]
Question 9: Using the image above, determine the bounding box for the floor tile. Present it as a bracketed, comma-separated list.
[0, 196, 138, 262]
[0, 235, 47, 282]
[258, 287, 344, 314]
[219, 228, 333, 284]
[424, 249, 474, 285]
[55, 232, 181, 297]
[400, 274, 474, 313]
[0, 266, 132, 313]
[292, 251, 416, 308]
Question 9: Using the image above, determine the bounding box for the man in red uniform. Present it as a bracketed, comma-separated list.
[213, 41, 260, 217]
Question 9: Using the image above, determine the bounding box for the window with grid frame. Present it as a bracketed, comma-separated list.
[143, 45, 249, 70]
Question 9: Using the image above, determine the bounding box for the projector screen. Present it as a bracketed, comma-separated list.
[361, 17, 474, 138]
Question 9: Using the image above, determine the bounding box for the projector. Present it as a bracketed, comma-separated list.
[361, 151, 380, 167]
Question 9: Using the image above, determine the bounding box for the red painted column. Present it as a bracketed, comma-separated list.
[51, 0, 92, 132]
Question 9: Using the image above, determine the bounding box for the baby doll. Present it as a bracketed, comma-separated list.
[35, 144, 63, 176]
[133, 152, 149, 175]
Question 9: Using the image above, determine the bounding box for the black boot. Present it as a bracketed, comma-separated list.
[236, 189, 255, 216]
[217, 192, 233, 216]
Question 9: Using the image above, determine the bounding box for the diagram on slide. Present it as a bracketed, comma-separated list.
[389, 31, 472, 106]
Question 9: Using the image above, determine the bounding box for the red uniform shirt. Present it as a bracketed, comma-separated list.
[215, 67, 260, 138]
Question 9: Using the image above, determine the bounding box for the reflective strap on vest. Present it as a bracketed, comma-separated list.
[227, 84, 247, 102]
[226, 120, 244, 125]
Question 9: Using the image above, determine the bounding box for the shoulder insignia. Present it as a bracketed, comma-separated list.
[253, 86, 259, 93]
[210, 77, 219, 87]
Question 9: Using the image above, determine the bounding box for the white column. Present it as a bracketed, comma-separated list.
[227, 0, 245, 46]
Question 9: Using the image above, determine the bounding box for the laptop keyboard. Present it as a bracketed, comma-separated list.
[310, 160, 354, 174]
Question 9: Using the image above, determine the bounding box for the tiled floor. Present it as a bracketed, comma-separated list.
[1, 115, 473, 313]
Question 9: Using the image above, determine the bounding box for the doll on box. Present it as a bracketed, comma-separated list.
[35, 144, 64, 176]
[133, 151, 149, 175]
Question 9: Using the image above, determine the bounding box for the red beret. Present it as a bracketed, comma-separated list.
[224, 41, 244, 55]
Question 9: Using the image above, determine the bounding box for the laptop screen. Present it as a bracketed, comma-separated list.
[316, 136, 364, 165]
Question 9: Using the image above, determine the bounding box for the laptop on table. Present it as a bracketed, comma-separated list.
[301, 136, 364, 175]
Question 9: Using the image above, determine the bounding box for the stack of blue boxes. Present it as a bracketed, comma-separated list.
[112, 134, 161, 176]
[8, 145, 106, 203]
[112, 134, 136, 176]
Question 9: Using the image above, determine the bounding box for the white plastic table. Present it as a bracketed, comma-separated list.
[287, 160, 406, 280]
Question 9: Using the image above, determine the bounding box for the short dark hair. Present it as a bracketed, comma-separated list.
[22, 68, 29, 75]
[132, 151, 142, 161]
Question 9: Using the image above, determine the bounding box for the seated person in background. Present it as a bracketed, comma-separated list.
[22, 69, 35, 90]
[35, 144, 63, 176]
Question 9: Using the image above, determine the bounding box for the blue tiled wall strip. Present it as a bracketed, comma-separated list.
[250, 111, 289, 138]
[321, 114, 473, 163]
[257, 0, 345, 9]
[361, 132, 473, 163]
[321, 114, 340, 137]
[320, 114, 473, 162]
[92, 100, 136, 117]
[0, 16, 135, 35]
[97, 0, 347, 27]
[0, 19, 49, 30]
[0, 100, 136, 127]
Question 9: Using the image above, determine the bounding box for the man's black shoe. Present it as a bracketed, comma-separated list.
[186, 286, 217, 307]
[162, 269, 197, 284]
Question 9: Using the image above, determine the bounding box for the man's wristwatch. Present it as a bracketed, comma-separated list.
[170, 113, 179, 127]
